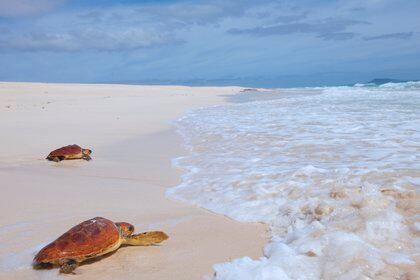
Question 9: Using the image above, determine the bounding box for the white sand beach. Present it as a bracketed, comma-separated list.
[0, 82, 268, 280]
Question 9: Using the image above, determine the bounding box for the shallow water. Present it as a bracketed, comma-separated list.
[168, 82, 420, 280]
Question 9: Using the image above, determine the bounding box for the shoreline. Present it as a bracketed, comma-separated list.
[0, 82, 269, 279]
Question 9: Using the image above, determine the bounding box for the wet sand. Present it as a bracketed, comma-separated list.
[0, 82, 268, 279]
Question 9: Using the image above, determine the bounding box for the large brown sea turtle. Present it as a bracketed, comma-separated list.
[33, 217, 169, 273]
[46, 144, 92, 162]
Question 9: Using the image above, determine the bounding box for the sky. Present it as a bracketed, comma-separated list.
[0, 0, 419, 87]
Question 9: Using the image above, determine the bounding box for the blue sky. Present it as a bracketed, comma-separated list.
[0, 0, 419, 87]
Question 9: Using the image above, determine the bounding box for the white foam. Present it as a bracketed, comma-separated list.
[168, 85, 420, 279]
[379, 81, 420, 89]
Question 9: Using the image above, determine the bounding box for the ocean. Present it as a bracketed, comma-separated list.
[167, 82, 420, 280]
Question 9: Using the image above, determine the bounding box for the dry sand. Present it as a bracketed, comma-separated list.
[0, 82, 268, 280]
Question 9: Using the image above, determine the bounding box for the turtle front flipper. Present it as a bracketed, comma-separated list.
[124, 231, 169, 246]
[59, 259, 78, 274]
[82, 154, 92, 161]
[82, 149, 92, 161]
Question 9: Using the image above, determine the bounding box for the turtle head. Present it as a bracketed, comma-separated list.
[82, 149, 92, 155]
[116, 222, 135, 237]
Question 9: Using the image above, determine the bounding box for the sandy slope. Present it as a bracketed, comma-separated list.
[0, 82, 268, 280]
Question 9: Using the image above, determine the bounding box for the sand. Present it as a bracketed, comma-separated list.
[0, 82, 268, 279]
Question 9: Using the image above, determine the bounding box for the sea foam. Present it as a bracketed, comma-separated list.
[168, 82, 419, 280]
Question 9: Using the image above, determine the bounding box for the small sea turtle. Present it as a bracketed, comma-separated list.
[33, 217, 169, 274]
[46, 144, 92, 162]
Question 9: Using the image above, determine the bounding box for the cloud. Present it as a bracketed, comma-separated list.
[0, 0, 64, 17]
[228, 18, 367, 41]
[318, 32, 357, 41]
[137, 2, 240, 26]
[0, 28, 181, 52]
[75, 0, 268, 27]
[0, 0, 276, 52]
[119, 0, 276, 27]
[363, 32, 413, 41]
[273, 12, 308, 23]
[0, 0, 415, 54]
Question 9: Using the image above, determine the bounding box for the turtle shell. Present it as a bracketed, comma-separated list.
[34, 217, 120, 263]
[48, 145, 82, 157]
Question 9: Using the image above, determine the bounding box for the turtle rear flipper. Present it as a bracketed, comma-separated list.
[48, 156, 65, 162]
[124, 231, 169, 246]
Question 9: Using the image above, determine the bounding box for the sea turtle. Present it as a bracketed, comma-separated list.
[33, 217, 169, 274]
[46, 144, 92, 162]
